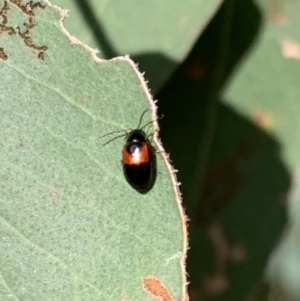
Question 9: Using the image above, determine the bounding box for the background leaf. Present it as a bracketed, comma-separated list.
[157, 0, 296, 300]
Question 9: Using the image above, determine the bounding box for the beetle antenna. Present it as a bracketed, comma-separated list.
[139, 120, 153, 131]
[102, 132, 127, 146]
[100, 109, 154, 146]
[100, 129, 127, 139]
[136, 109, 148, 129]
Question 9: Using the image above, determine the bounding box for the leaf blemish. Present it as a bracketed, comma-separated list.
[49, 183, 64, 201]
[281, 39, 300, 60]
[0, 0, 48, 60]
[143, 276, 176, 301]
[0, 47, 8, 60]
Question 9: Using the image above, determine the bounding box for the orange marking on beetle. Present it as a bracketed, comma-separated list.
[122, 143, 150, 165]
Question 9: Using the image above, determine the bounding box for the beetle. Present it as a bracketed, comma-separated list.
[101, 110, 157, 194]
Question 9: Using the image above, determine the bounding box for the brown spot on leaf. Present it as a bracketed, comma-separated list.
[49, 183, 64, 201]
[196, 140, 257, 224]
[0, 0, 48, 60]
[192, 220, 247, 299]
[80, 97, 86, 104]
[38, 51, 45, 60]
[252, 109, 274, 130]
[0, 1, 9, 23]
[0, 1, 16, 37]
[230, 243, 247, 262]
[281, 39, 300, 60]
[0, 47, 8, 60]
[196, 161, 241, 224]
[202, 273, 229, 296]
[16, 26, 48, 52]
[143, 276, 176, 301]
[267, 0, 287, 24]
[184, 61, 210, 80]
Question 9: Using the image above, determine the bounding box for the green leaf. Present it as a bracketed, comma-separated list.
[0, 1, 187, 300]
[223, 0, 300, 297]
[50, 0, 224, 92]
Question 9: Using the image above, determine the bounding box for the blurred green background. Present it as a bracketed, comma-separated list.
[50, 0, 300, 300]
